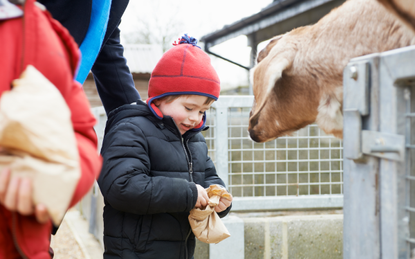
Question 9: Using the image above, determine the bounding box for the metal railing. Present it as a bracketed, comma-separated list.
[405, 87, 415, 256]
[343, 45, 415, 259]
[92, 96, 344, 212]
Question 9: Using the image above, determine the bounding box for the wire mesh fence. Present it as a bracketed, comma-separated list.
[202, 96, 343, 203]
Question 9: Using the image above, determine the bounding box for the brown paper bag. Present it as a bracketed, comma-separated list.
[0, 65, 80, 225]
[188, 185, 231, 244]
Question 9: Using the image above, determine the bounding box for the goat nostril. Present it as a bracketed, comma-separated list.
[249, 110, 253, 117]
[249, 113, 260, 128]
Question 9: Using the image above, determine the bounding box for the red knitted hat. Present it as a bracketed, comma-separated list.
[146, 34, 220, 130]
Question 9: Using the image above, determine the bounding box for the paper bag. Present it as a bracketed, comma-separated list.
[188, 185, 231, 244]
[0, 65, 80, 225]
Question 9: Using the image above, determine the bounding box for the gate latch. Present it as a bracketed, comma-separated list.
[361, 130, 405, 161]
[343, 61, 405, 162]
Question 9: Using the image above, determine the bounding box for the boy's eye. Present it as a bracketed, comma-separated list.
[185, 106, 192, 111]
[199, 111, 205, 115]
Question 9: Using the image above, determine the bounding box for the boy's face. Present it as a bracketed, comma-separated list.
[154, 95, 212, 135]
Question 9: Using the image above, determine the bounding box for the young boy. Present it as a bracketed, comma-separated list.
[97, 35, 232, 259]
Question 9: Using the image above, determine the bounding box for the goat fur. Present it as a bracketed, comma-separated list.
[378, 0, 415, 32]
[248, 0, 415, 143]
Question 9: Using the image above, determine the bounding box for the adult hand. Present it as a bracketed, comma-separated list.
[0, 168, 50, 223]
[214, 193, 233, 213]
[195, 184, 209, 208]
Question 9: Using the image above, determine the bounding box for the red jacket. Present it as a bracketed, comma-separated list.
[0, 1, 102, 258]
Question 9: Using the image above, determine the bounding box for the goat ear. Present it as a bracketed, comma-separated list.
[264, 57, 291, 95]
[251, 43, 296, 112]
[257, 35, 283, 63]
[263, 46, 296, 95]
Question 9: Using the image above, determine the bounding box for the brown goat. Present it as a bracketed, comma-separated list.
[248, 0, 415, 143]
[378, 0, 415, 32]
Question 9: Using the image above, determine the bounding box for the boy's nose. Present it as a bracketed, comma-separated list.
[189, 112, 200, 123]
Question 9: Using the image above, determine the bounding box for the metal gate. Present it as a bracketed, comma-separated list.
[343, 45, 415, 259]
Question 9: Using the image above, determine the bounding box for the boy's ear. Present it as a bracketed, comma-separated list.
[152, 99, 160, 106]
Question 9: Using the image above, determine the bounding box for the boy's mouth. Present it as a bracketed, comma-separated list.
[182, 123, 193, 130]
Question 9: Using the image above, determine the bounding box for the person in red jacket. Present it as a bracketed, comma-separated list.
[0, 0, 102, 258]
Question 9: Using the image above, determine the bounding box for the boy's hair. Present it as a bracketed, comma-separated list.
[159, 95, 215, 105]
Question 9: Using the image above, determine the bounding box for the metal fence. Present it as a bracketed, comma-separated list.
[343, 45, 415, 259]
[405, 87, 415, 258]
[206, 96, 343, 211]
[92, 96, 344, 212]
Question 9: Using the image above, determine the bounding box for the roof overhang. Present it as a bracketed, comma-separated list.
[201, 0, 345, 48]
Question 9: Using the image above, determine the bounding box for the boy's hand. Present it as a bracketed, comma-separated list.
[0, 168, 50, 223]
[215, 193, 233, 213]
[195, 184, 209, 208]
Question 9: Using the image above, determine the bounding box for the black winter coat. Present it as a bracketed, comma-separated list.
[98, 101, 231, 259]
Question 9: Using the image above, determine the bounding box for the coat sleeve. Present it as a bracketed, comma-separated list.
[98, 120, 198, 215]
[66, 83, 103, 207]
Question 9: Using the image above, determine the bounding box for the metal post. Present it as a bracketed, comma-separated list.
[214, 99, 229, 187]
[247, 33, 257, 96]
[378, 47, 415, 259]
[343, 54, 381, 259]
[343, 45, 415, 259]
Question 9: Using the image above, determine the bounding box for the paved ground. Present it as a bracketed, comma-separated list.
[50, 209, 103, 259]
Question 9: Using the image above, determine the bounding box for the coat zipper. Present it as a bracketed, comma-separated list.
[180, 138, 194, 183]
[172, 120, 194, 259]
[184, 229, 192, 259]
[183, 138, 195, 259]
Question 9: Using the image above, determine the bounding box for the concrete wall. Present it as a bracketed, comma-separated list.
[195, 214, 343, 259]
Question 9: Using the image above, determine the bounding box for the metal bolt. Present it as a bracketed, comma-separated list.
[404, 88, 410, 100]
[350, 66, 358, 80]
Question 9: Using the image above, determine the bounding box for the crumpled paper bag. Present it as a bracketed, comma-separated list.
[188, 184, 231, 244]
[0, 65, 80, 225]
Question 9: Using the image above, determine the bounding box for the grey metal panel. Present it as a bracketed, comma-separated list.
[343, 54, 381, 259]
[215, 104, 229, 188]
[344, 62, 370, 116]
[378, 46, 415, 259]
[342, 157, 380, 259]
[407, 85, 415, 256]
[343, 109, 362, 160]
[379, 46, 415, 84]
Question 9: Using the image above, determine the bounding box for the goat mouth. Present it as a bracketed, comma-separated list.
[248, 128, 262, 143]
[248, 125, 275, 143]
